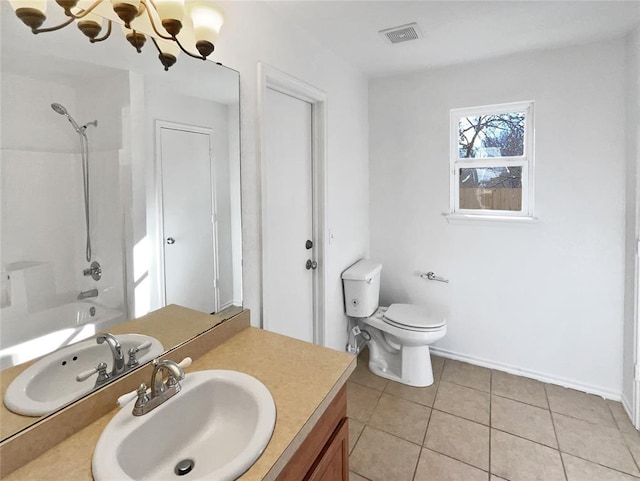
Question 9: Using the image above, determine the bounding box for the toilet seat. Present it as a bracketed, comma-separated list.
[382, 304, 445, 331]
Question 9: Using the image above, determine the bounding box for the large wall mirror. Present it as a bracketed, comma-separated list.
[0, 1, 241, 441]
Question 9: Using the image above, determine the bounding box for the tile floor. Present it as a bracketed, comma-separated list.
[347, 348, 640, 481]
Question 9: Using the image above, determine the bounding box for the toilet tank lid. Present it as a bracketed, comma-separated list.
[341, 259, 382, 281]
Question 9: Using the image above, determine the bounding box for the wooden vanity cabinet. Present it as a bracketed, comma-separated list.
[276, 385, 349, 481]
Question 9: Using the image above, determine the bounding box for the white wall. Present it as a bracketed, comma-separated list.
[370, 39, 627, 397]
[213, 1, 370, 350]
[623, 28, 640, 412]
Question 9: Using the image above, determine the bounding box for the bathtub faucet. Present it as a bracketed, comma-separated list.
[97, 333, 126, 377]
[77, 288, 98, 300]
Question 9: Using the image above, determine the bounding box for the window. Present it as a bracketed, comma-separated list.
[450, 101, 534, 219]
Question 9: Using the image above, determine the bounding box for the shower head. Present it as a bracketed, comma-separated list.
[51, 102, 82, 132]
[51, 103, 67, 115]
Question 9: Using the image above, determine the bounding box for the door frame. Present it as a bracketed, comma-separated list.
[257, 63, 328, 345]
[154, 120, 220, 311]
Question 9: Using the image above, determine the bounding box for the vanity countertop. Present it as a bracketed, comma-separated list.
[3, 325, 356, 480]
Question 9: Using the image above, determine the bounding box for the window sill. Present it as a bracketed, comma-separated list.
[444, 213, 540, 225]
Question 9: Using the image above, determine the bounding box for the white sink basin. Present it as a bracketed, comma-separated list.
[93, 370, 276, 481]
[4, 334, 163, 416]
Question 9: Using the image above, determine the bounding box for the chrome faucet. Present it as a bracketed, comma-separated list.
[97, 333, 125, 377]
[78, 288, 98, 300]
[132, 358, 186, 416]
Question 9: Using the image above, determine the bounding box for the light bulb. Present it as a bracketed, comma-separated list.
[9, 0, 47, 14]
[155, 0, 184, 22]
[188, 1, 223, 57]
[111, 0, 139, 7]
[156, 39, 180, 58]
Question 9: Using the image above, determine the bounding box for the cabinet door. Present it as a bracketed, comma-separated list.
[306, 419, 349, 481]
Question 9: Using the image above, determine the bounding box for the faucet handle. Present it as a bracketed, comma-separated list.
[126, 340, 152, 368]
[76, 362, 109, 383]
[177, 357, 192, 370]
[134, 383, 150, 408]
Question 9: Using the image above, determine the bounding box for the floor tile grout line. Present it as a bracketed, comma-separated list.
[546, 384, 569, 481]
[348, 376, 387, 393]
[559, 450, 640, 479]
[439, 377, 491, 395]
[356, 415, 430, 451]
[606, 401, 640, 475]
[430, 406, 490, 428]
[621, 429, 640, 475]
[382, 390, 435, 409]
[420, 363, 442, 447]
[421, 447, 491, 476]
[551, 409, 632, 431]
[606, 401, 624, 431]
[491, 423, 640, 479]
[412, 365, 441, 481]
[410, 443, 424, 481]
[348, 418, 366, 456]
[490, 425, 561, 450]
[490, 391, 552, 412]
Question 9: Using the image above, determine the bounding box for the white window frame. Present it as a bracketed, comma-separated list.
[449, 101, 535, 221]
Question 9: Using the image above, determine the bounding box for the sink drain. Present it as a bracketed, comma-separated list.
[174, 459, 195, 476]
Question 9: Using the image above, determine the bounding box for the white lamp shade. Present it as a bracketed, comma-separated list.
[156, 39, 180, 58]
[110, 0, 140, 8]
[9, 0, 47, 14]
[77, 11, 103, 26]
[129, 7, 153, 32]
[155, 0, 185, 22]
[188, 1, 223, 44]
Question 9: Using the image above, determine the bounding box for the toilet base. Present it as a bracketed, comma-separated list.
[367, 341, 435, 387]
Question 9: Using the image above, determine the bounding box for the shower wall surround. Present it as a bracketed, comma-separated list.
[1, 71, 128, 314]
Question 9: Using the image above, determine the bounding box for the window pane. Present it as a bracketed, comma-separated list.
[459, 166, 522, 211]
[458, 111, 525, 158]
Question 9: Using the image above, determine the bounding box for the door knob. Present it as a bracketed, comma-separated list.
[166, 237, 175, 245]
[305, 240, 313, 249]
[306, 259, 318, 270]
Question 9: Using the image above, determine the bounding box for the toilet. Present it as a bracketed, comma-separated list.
[342, 259, 446, 387]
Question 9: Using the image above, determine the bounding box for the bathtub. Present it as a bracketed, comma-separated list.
[0, 301, 126, 370]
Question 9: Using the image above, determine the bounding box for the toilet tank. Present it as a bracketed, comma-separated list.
[341, 259, 382, 318]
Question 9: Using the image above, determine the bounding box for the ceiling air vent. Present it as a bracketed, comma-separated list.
[379, 22, 422, 45]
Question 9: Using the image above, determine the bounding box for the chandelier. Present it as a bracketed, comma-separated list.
[9, 0, 225, 71]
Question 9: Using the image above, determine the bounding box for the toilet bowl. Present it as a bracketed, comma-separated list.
[342, 260, 446, 387]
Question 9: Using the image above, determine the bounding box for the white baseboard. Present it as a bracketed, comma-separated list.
[621, 392, 635, 426]
[218, 300, 234, 311]
[430, 346, 622, 401]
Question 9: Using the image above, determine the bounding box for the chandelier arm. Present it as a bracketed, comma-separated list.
[140, 0, 173, 40]
[90, 19, 113, 43]
[151, 37, 171, 71]
[173, 36, 206, 61]
[65, 0, 104, 20]
[32, 16, 75, 33]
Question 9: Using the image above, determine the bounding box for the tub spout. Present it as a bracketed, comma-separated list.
[78, 288, 98, 300]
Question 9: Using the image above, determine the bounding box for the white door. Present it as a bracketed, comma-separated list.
[159, 125, 218, 313]
[263, 88, 316, 342]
